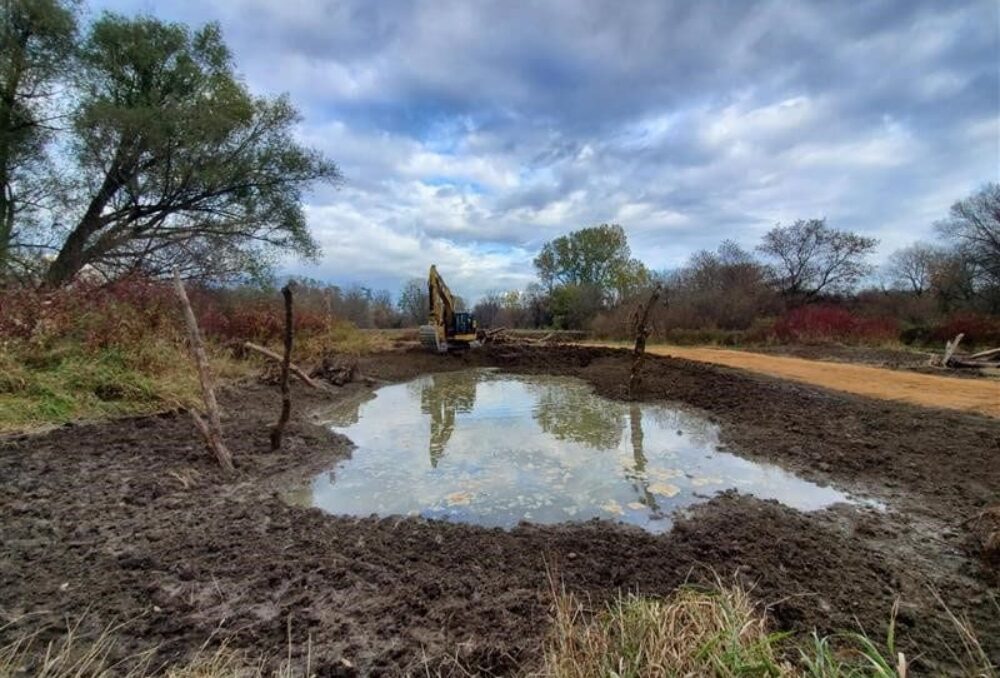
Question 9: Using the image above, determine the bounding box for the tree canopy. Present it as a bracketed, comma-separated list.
[533, 223, 649, 301]
[757, 218, 877, 298]
[0, 0, 78, 273]
[0, 7, 339, 286]
[936, 182, 1000, 292]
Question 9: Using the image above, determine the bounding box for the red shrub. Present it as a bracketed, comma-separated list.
[0, 276, 337, 353]
[931, 313, 1000, 347]
[771, 305, 898, 344]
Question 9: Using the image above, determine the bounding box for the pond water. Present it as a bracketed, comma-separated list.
[286, 368, 855, 532]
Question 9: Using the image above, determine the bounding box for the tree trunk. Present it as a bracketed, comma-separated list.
[270, 284, 294, 450]
[173, 269, 234, 473]
[628, 284, 662, 400]
[44, 158, 128, 286]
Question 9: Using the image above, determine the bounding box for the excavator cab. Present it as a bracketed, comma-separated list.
[419, 265, 481, 352]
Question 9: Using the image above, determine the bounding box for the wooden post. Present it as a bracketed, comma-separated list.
[270, 284, 294, 451]
[628, 284, 663, 400]
[173, 270, 234, 474]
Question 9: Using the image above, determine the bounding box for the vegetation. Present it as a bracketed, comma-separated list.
[0, 2, 339, 285]
[543, 581, 995, 678]
[471, 183, 1000, 347]
[3, 580, 993, 677]
[0, 276, 384, 432]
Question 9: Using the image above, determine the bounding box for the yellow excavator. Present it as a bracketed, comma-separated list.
[419, 265, 481, 352]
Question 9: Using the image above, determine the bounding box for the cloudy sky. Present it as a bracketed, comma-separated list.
[93, 0, 998, 299]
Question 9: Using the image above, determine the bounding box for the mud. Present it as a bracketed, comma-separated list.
[2, 346, 998, 675]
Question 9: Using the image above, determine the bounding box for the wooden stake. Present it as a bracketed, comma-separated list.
[173, 270, 234, 474]
[628, 284, 663, 400]
[270, 284, 294, 451]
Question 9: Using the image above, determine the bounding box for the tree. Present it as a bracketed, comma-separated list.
[935, 183, 1000, 290]
[397, 278, 428, 325]
[0, 0, 78, 274]
[757, 219, 878, 297]
[533, 224, 648, 300]
[885, 243, 940, 296]
[43, 15, 340, 286]
[671, 240, 776, 330]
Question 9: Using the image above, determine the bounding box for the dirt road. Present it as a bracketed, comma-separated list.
[587, 343, 1000, 417]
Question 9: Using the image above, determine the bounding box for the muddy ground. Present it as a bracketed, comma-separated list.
[1, 346, 998, 675]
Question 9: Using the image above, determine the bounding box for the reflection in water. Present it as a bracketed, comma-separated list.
[532, 381, 624, 449]
[420, 373, 477, 467]
[291, 369, 859, 532]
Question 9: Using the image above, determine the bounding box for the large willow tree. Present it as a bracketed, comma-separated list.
[42, 14, 340, 285]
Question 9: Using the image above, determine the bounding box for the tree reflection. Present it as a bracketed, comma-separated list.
[420, 372, 478, 467]
[625, 404, 661, 514]
[532, 382, 624, 449]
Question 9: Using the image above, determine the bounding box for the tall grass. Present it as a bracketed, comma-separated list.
[0, 622, 311, 678]
[0, 277, 386, 432]
[539, 581, 998, 678]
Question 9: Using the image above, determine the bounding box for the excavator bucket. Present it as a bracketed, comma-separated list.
[419, 325, 445, 352]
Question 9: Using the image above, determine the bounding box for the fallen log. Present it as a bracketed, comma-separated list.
[243, 341, 329, 390]
[969, 346, 1000, 361]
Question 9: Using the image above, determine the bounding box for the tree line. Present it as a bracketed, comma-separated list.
[473, 183, 1000, 335]
[1, 0, 338, 287]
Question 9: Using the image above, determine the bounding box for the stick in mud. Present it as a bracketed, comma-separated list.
[628, 284, 663, 400]
[270, 283, 294, 451]
[172, 269, 234, 473]
[243, 341, 328, 391]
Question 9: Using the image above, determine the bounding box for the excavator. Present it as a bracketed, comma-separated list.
[419, 265, 481, 352]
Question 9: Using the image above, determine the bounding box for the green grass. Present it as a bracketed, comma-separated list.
[0, 341, 248, 434]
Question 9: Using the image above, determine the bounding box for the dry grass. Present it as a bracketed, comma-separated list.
[0, 621, 312, 678]
[538, 580, 998, 678]
[540, 579, 792, 677]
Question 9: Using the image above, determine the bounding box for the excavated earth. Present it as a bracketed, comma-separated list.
[1, 346, 998, 675]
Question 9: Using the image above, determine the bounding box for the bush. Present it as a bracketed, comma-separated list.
[0, 276, 379, 431]
[771, 306, 898, 345]
[930, 313, 1000, 347]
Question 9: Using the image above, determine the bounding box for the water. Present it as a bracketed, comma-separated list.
[287, 368, 855, 532]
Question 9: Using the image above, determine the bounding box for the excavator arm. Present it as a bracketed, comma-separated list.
[419, 265, 478, 352]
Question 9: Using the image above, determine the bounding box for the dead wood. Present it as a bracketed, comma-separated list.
[628, 284, 663, 400]
[969, 347, 1000, 361]
[243, 342, 329, 390]
[173, 270, 234, 474]
[311, 355, 358, 386]
[942, 333, 964, 367]
[269, 284, 293, 451]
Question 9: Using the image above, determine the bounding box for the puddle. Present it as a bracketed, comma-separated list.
[287, 369, 858, 532]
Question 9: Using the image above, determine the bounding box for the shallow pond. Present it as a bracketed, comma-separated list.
[287, 368, 855, 532]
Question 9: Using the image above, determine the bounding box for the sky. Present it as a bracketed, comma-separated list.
[92, 0, 999, 300]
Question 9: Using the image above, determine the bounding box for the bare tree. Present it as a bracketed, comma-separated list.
[936, 182, 1000, 289]
[397, 278, 428, 326]
[757, 218, 878, 297]
[885, 243, 941, 296]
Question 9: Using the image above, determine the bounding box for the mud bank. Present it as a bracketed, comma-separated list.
[1, 346, 997, 675]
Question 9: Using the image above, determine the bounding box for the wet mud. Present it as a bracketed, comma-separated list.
[1, 346, 998, 675]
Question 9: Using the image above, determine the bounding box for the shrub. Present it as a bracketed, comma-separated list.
[931, 312, 1000, 347]
[771, 306, 898, 345]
